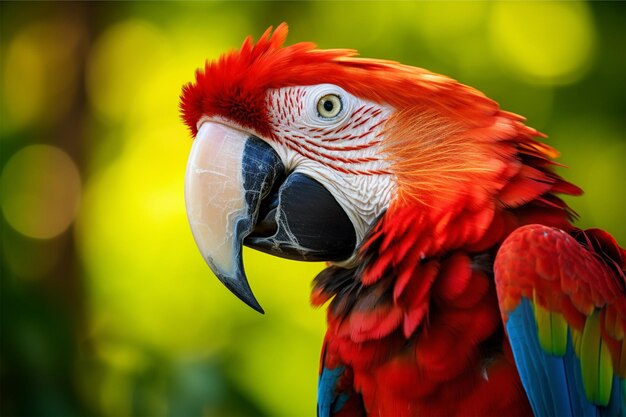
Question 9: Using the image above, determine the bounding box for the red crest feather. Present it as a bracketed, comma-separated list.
[180, 23, 497, 138]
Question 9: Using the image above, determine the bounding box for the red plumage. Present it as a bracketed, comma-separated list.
[181, 24, 624, 416]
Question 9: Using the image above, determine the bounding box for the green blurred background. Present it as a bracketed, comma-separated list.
[0, 2, 624, 416]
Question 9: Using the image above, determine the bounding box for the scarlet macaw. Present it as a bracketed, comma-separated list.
[180, 24, 625, 416]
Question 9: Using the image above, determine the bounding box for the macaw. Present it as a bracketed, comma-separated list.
[180, 24, 625, 416]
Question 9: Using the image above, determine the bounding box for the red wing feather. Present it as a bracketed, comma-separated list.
[496, 224, 625, 380]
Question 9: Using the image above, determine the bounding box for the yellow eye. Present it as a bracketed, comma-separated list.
[317, 94, 342, 118]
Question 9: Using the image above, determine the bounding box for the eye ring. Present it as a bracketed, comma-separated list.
[317, 94, 343, 119]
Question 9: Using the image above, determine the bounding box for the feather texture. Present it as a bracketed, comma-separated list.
[495, 225, 625, 416]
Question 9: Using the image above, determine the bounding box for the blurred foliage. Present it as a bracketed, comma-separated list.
[0, 1, 624, 416]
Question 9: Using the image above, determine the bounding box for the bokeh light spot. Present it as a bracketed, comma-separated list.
[418, 2, 488, 38]
[2, 19, 83, 131]
[87, 19, 168, 121]
[3, 35, 45, 127]
[1, 145, 81, 239]
[489, 2, 595, 84]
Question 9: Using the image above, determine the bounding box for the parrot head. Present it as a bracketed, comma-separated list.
[180, 24, 573, 313]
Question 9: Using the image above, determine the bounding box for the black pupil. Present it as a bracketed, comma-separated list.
[323, 99, 334, 112]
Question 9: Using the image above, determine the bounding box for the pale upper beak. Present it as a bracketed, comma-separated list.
[185, 122, 356, 313]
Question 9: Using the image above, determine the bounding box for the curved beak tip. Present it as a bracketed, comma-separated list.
[216, 271, 265, 314]
[225, 283, 265, 314]
[186, 122, 267, 314]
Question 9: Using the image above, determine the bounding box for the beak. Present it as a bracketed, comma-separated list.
[185, 122, 356, 313]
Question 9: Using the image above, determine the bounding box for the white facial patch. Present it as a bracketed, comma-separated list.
[264, 84, 395, 249]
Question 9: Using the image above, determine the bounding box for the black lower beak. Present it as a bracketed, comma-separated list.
[245, 172, 356, 261]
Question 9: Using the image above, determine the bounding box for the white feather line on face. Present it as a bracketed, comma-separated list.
[265, 84, 396, 250]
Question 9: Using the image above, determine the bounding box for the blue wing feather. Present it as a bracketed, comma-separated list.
[507, 298, 623, 417]
[318, 366, 347, 417]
